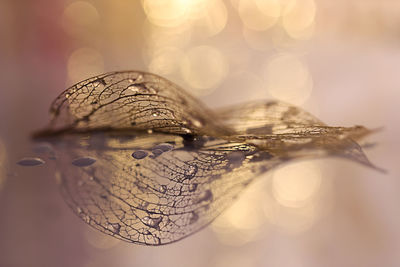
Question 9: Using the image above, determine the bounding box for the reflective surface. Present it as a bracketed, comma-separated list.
[0, 0, 399, 266]
[31, 71, 375, 245]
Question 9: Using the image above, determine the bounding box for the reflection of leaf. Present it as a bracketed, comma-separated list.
[33, 71, 380, 245]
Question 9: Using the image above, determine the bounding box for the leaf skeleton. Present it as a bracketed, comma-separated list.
[32, 71, 381, 246]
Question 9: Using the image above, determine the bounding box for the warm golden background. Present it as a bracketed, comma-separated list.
[0, 0, 399, 266]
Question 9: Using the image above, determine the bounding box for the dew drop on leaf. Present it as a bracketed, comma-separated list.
[153, 143, 174, 152]
[142, 216, 163, 229]
[151, 148, 163, 157]
[184, 165, 198, 180]
[188, 183, 198, 192]
[131, 150, 148, 159]
[33, 142, 53, 154]
[189, 212, 199, 224]
[159, 185, 167, 193]
[71, 157, 96, 167]
[196, 190, 213, 204]
[17, 157, 45, 166]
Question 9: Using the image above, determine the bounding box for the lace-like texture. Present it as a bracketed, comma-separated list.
[33, 71, 378, 245]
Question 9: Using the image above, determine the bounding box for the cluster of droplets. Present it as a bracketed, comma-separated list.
[17, 157, 45, 166]
[17, 141, 176, 168]
[131, 143, 174, 160]
[16, 142, 58, 166]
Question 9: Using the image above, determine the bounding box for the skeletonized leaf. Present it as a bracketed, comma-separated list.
[33, 71, 380, 245]
[35, 71, 231, 137]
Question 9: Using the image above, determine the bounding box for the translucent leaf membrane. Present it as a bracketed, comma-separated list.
[33, 71, 380, 246]
[34, 71, 231, 138]
[216, 101, 378, 168]
[49, 133, 276, 245]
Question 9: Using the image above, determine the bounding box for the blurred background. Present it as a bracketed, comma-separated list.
[0, 0, 399, 266]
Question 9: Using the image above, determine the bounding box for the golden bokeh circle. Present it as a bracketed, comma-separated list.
[180, 46, 229, 95]
[67, 47, 104, 83]
[238, 0, 279, 31]
[263, 53, 313, 105]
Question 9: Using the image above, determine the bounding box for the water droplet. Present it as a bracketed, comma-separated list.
[48, 152, 57, 160]
[152, 113, 158, 117]
[71, 157, 96, 167]
[152, 148, 163, 157]
[136, 201, 148, 210]
[189, 212, 199, 224]
[188, 183, 198, 192]
[196, 189, 213, 203]
[95, 78, 107, 85]
[132, 150, 148, 159]
[184, 164, 198, 179]
[17, 157, 45, 166]
[82, 214, 90, 223]
[159, 185, 167, 193]
[153, 143, 174, 152]
[33, 142, 53, 154]
[182, 128, 191, 134]
[147, 129, 153, 134]
[128, 85, 139, 93]
[142, 216, 162, 229]
[190, 119, 202, 128]
[108, 223, 121, 234]
[182, 135, 205, 149]
[226, 151, 245, 167]
[249, 151, 273, 162]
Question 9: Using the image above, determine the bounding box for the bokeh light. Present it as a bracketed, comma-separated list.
[264, 198, 320, 234]
[147, 46, 184, 76]
[255, 0, 281, 18]
[238, 0, 279, 31]
[180, 45, 229, 95]
[85, 227, 120, 250]
[263, 53, 313, 105]
[282, 0, 316, 40]
[142, 20, 191, 49]
[212, 178, 268, 246]
[222, 71, 266, 103]
[263, 161, 328, 234]
[62, 1, 100, 37]
[272, 162, 322, 208]
[242, 27, 274, 51]
[67, 47, 104, 83]
[141, 19, 191, 67]
[142, 0, 191, 28]
[190, 0, 228, 37]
